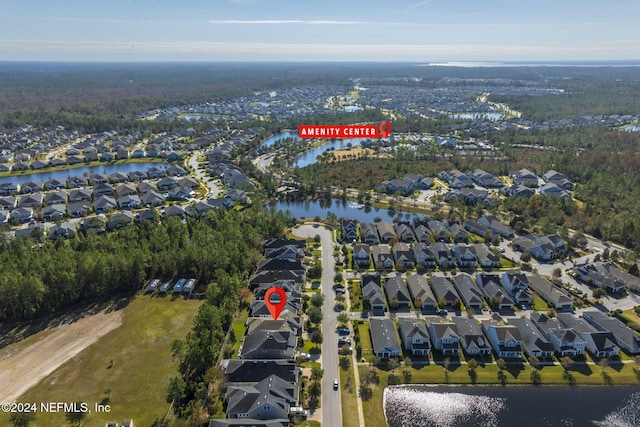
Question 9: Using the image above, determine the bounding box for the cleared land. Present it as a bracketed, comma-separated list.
[0, 307, 124, 403]
[0, 294, 202, 427]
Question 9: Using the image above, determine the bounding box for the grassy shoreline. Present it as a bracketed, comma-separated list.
[356, 361, 640, 427]
[0, 158, 168, 178]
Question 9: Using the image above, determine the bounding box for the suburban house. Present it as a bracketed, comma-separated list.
[478, 215, 515, 238]
[501, 272, 533, 304]
[362, 281, 386, 314]
[540, 182, 571, 199]
[470, 169, 504, 188]
[425, 316, 460, 356]
[406, 274, 438, 311]
[68, 188, 92, 203]
[360, 222, 380, 245]
[556, 313, 620, 358]
[453, 244, 477, 269]
[141, 191, 165, 207]
[41, 204, 66, 221]
[512, 234, 567, 262]
[225, 374, 298, 420]
[473, 244, 501, 269]
[452, 317, 492, 357]
[508, 318, 555, 359]
[432, 242, 456, 269]
[527, 274, 573, 311]
[392, 242, 415, 269]
[476, 274, 515, 311]
[371, 245, 394, 270]
[413, 224, 431, 243]
[375, 221, 396, 243]
[249, 271, 304, 290]
[107, 211, 133, 230]
[43, 190, 67, 205]
[482, 319, 523, 359]
[574, 263, 627, 293]
[398, 318, 431, 356]
[582, 311, 640, 355]
[510, 168, 539, 187]
[240, 330, 296, 360]
[542, 169, 574, 190]
[341, 218, 358, 242]
[223, 360, 299, 385]
[428, 220, 451, 242]
[93, 182, 114, 197]
[464, 219, 493, 239]
[263, 245, 304, 261]
[413, 243, 436, 269]
[352, 243, 372, 269]
[453, 274, 485, 311]
[430, 276, 461, 308]
[18, 193, 43, 208]
[369, 318, 401, 359]
[384, 275, 412, 310]
[394, 222, 415, 243]
[94, 195, 117, 214]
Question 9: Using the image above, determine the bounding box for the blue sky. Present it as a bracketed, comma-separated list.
[1, 0, 638, 61]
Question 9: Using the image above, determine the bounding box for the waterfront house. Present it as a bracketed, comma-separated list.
[425, 316, 460, 356]
[452, 317, 492, 357]
[398, 318, 431, 356]
[481, 319, 523, 359]
[370, 318, 401, 359]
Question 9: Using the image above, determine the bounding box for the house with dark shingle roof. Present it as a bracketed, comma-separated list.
[509, 318, 555, 359]
[527, 274, 573, 311]
[582, 311, 640, 355]
[240, 330, 296, 360]
[425, 316, 460, 356]
[369, 318, 401, 359]
[430, 276, 460, 308]
[406, 274, 437, 311]
[556, 313, 619, 358]
[225, 374, 298, 420]
[384, 275, 411, 310]
[482, 319, 523, 358]
[476, 274, 514, 311]
[452, 273, 484, 311]
[398, 319, 430, 356]
[452, 317, 491, 357]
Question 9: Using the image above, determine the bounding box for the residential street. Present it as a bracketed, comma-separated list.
[293, 224, 342, 427]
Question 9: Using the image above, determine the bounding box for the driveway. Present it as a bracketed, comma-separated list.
[292, 224, 342, 427]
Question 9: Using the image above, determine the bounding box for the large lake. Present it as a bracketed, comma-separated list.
[259, 131, 373, 167]
[384, 385, 640, 427]
[0, 162, 169, 186]
[272, 198, 422, 223]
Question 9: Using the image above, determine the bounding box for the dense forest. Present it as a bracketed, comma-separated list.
[0, 204, 289, 323]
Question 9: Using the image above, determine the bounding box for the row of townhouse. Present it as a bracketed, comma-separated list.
[214, 238, 309, 427]
[352, 241, 501, 271]
[361, 271, 575, 316]
[371, 307, 638, 364]
[345, 215, 515, 247]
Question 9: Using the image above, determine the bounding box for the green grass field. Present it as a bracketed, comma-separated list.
[0, 295, 203, 427]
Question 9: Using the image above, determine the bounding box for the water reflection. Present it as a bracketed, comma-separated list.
[593, 392, 640, 427]
[384, 387, 505, 427]
[384, 386, 640, 427]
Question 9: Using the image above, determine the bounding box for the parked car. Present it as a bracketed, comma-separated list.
[337, 327, 350, 335]
[333, 378, 339, 390]
[338, 337, 351, 346]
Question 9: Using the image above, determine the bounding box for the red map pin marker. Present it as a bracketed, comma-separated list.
[379, 121, 392, 138]
[264, 287, 287, 321]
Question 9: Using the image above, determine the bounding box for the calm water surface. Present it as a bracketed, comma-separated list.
[0, 162, 169, 186]
[384, 385, 640, 427]
[272, 198, 422, 223]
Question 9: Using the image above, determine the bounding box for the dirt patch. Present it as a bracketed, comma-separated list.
[0, 308, 123, 402]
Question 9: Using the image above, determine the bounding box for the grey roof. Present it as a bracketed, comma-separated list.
[430, 276, 460, 304]
[452, 273, 484, 308]
[405, 274, 437, 306]
[369, 318, 401, 355]
[240, 330, 296, 359]
[452, 317, 491, 353]
[582, 311, 640, 354]
[509, 318, 554, 356]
